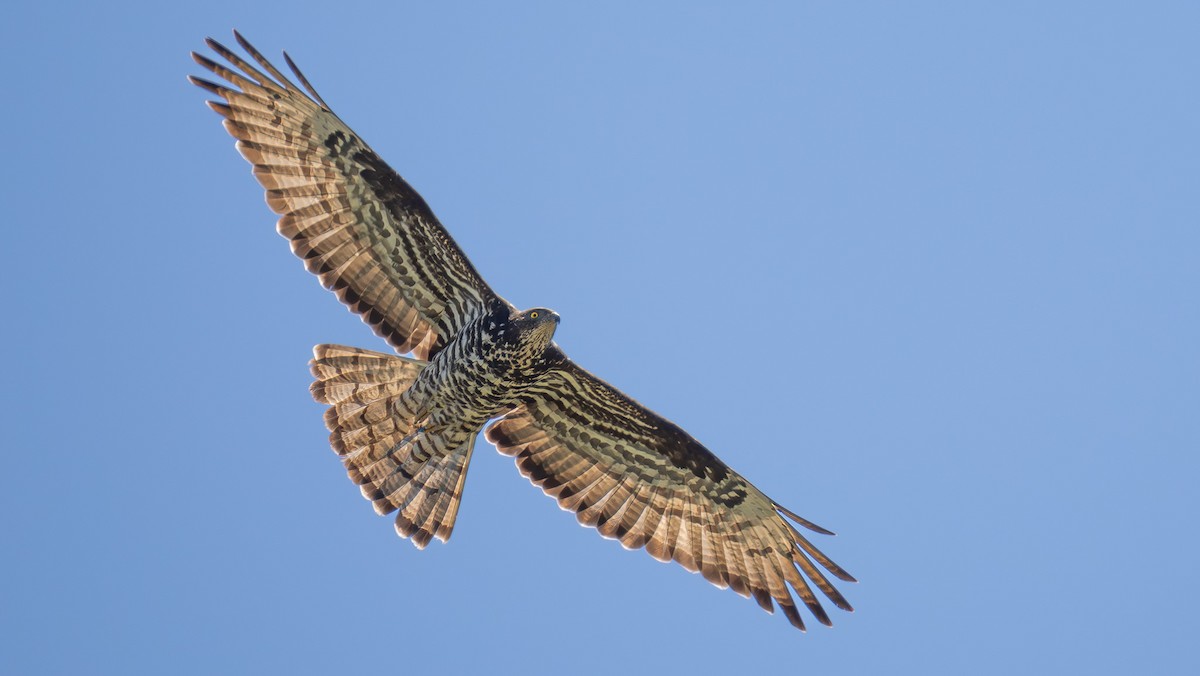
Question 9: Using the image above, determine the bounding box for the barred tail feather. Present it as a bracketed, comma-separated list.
[310, 344, 474, 547]
[392, 437, 476, 548]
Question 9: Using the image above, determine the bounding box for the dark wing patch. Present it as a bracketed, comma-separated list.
[485, 350, 855, 631]
[191, 32, 508, 359]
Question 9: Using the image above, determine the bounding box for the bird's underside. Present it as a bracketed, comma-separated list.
[191, 31, 855, 632]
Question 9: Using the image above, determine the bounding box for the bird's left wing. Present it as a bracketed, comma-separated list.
[485, 349, 855, 631]
[190, 33, 508, 360]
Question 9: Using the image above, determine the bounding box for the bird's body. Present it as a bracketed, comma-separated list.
[192, 32, 855, 631]
[406, 303, 560, 437]
[311, 302, 563, 546]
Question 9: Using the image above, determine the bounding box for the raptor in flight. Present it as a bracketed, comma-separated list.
[191, 32, 854, 631]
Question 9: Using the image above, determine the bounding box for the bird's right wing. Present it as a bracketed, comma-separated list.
[191, 33, 507, 359]
[486, 350, 855, 631]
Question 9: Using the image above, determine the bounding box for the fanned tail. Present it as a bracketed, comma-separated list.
[310, 344, 475, 548]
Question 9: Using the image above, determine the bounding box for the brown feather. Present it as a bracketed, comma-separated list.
[482, 352, 854, 631]
[307, 343, 473, 546]
[192, 33, 509, 360]
[194, 33, 853, 632]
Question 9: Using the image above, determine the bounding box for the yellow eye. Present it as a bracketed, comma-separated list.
[529, 311, 539, 319]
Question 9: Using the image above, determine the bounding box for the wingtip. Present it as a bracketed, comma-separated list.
[190, 51, 216, 71]
[205, 101, 232, 117]
[781, 604, 808, 632]
[283, 48, 332, 109]
[814, 605, 834, 627]
[232, 29, 253, 53]
[189, 74, 220, 94]
[801, 520, 836, 537]
[774, 503, 837, 536]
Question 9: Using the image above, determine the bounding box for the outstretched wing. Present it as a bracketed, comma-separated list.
[485, 349, 855, 631]
[190, 33, 506, 359]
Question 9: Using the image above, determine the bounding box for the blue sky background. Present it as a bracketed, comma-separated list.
[3, 1, 1197, 673]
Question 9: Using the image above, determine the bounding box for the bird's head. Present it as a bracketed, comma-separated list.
[512, 307, 560, 351]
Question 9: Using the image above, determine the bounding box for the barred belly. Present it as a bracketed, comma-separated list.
[405, 305, 543, 437]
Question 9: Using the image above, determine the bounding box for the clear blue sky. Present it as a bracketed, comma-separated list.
[3, 1, 1197, 673]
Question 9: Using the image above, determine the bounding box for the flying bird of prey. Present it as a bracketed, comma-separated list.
[190, 32, 854, 632]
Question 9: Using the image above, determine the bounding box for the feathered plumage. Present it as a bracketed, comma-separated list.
[192, 31, 854, 631]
